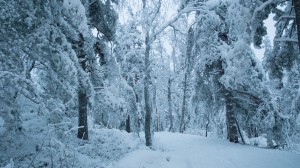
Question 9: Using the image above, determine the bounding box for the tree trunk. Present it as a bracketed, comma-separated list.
[235, 118, 245, 144]
[126, 115, 131, 133]
[156, 110, 159, 132]
[294, 0, 300, 51]
[168, 78, 173, 132]
[144, 33, 152, 147]
[205, 115, 209, 137]
[78, 88, 88, 140]
[224, 90, 238, 143]
[179, 27, 194, 133]
[77, 33, 88, 140]
[179, 73, 188, 133]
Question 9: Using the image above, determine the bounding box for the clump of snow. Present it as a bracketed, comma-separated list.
[248, 135, 268, 148]
[75, 128, 143, 167]
[63, 0, 89, 36]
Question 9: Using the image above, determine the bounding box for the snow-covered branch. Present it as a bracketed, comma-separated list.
[278, 15, 296, 21]
[148, 0, 162, 26]
[230, 89, 264, 105]
[274, 37, 298, 42]
[0, 70, 40, 104]
[149, 1, 206, 42]
[251, 0, 274, 22]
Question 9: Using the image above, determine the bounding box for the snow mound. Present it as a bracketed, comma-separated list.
[75, 128, 143, 167]
[0, 112, 143, 168]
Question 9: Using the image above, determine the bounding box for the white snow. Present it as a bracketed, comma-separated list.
[63, 0, 89, 36]
[114, 132, 300, 168]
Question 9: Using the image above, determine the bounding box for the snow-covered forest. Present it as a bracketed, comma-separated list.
[1, 0, 300, 167]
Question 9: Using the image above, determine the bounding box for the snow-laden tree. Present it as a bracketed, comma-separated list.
[262, 0, 300, 150]
[0, 1, 41, 139]
[114, 19, 144, 133]
[138, 0, 209, 147]
[188, 0, 273, 143]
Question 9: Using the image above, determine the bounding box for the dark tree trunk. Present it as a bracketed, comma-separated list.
[126, 115, 131, 133]
[78, 89, 88, 140]
[224, 90, 238, 143]
[76, 33, 89, 140]
[144, 33, 152, 147]
[214, 59, 238, 143]
[205, 116, 209, 137]
[294, 0, 300, 51]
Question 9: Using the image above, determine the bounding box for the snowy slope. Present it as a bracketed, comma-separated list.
[114, 132, 300, 168]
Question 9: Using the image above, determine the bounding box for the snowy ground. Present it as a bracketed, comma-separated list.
[2, 117, 300, 168]
[114, 132, 300, 168]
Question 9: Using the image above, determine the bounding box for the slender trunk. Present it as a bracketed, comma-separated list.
[144, 33, 152, 147]
[180, 73, 188, 133]
[179, 27, 193, 133]
[153, 85, 158, 132]
[156, 110, 159, 132]
[205, 114, 210, 137]
[235, 118, 245, 144]
[294, 0, 300, 51]
[168, 78, 173, 132]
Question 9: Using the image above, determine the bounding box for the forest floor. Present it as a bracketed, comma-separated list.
[1, 114, 300, 168]
[114, 132, 300, 168]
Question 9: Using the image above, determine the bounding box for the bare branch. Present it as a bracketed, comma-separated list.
[170, 24, 187, 36]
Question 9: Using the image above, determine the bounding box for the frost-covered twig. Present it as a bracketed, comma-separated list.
[64, 126, 84, 134]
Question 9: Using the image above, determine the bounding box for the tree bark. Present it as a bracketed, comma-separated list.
[168, 78, 173, 132]
[294, 0, 300, 51]
[144, 33, 152, 147]
[205, 115, 210, 137]
[179, 72, 188, 133]
[235, 118, 245, 144]
[126, 115, 131, 133]
[179, 27, 193, 133]
[224, 90, 238, 143]
[76, 33, 89, 140]
[78, 88, 88, 140]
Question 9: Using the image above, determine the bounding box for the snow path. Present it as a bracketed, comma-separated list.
[114, 132, 300, 168]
